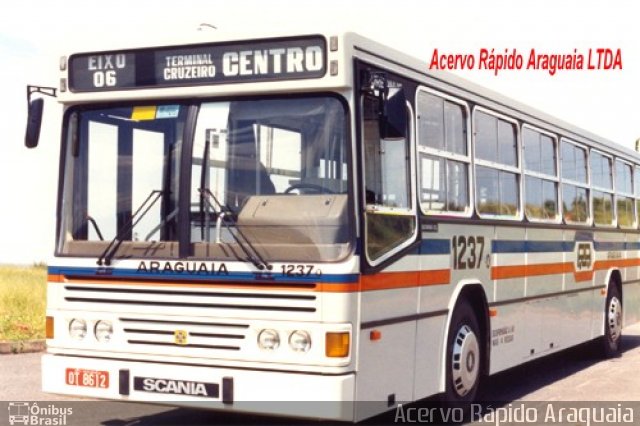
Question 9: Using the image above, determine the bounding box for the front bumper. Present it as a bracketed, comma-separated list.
[42, 353, 356, 421]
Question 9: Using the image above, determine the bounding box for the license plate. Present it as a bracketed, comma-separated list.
[65, 368, 109, 388]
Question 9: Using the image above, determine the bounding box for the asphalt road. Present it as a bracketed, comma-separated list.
[2, 323, 640, 425]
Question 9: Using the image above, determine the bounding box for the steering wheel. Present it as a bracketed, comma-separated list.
[284, 183, 334, 194]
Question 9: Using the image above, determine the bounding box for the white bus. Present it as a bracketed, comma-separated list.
[26, 31, 639, 422]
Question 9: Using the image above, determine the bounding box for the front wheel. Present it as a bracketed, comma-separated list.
[444, 301, 483, 404]
[601, 284, 623, 358]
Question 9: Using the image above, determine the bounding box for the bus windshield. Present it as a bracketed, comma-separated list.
[57, 96, 352, 263]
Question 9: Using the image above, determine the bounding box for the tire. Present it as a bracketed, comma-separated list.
[443, 301, 483, 405]
[601, 283, 623, 358]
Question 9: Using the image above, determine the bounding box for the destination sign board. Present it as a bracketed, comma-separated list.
[69, 36, 326, 92]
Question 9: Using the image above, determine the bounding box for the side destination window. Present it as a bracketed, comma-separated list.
[522, 126, 559, 221]
[615, 160, 635, 228]
[474, 109, 520, 218]
[416, 89, 470, 215]
[590, 150, 614, 226]
[560, 140, 590, 224]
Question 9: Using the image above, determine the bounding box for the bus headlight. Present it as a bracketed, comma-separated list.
[289, 330, 311, 352]
[94, 320, 113, 343]
[68, 319, 87, 340]
[257, 329, 280, 350]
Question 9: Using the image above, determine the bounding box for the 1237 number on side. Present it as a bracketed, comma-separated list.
[452, 235, 485, 270]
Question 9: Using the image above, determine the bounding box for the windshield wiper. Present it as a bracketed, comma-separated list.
[199, 188, 272, 271]
[97, 190, 163, 266]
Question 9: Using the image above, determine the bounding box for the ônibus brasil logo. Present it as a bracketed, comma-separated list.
[7, 402, 72, 425]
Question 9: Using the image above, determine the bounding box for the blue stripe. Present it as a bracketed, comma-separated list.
[594, 241, 640, 251]
[594, 241, 624, 251]
[48, 266, 359, 284]
[420, 239, 451, 255]
[493, 240, 639, 254]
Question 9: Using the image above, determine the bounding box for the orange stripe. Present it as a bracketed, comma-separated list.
[594, 258, 640, 270]
[51, 270, 451, 293]
[48, 274, 65, 283]
[418, 269, 451, 286]
[51, 274, 392, 293]
[48, 256, 640, 293]
[361, 269, 450, 291]
[491, 257, 640, 283]
[491, 262, 573, 280]
[317, 282, 361, 293]
[361, 271, 419, 291]
[575, 258, 640, 282]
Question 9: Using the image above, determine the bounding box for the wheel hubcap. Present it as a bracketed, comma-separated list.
[607, 296, 622, 342]
[451, 324, 479, 397]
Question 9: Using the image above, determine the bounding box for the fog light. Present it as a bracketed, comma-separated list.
[94, 320, 113, 343]
[257, 329, 280, 350]
[289, 330, 311, 352]
[69, 319, 87, 340]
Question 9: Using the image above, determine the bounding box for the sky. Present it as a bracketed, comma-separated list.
[0, 0, 638, 264]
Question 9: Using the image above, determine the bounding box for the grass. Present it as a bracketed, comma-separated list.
[0, 264, 47, 341]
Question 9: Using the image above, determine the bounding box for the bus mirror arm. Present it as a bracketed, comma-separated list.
[25, 85, 57, 149]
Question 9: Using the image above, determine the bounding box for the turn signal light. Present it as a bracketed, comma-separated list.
[325, 332, 350, 358]
[46, 316, 54, 339]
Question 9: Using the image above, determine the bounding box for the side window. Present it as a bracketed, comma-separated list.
[590, 151, 614, 226]
[591, 151, 613, 189]
[416, 89, 470, 215]
[522, 126, 559, 221]
[362, 91, 416, 263]
[561, 140, 590, 224]
[474, 109, 520, 217]
[615, 160, 635, 228]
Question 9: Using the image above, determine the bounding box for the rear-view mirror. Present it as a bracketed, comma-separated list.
[25, 98, 44, 148]
[380, 87, 407, 139]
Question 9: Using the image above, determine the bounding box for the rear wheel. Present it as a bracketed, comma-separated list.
[601, 283, 623, 358]
[444, 301, 483, 404]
